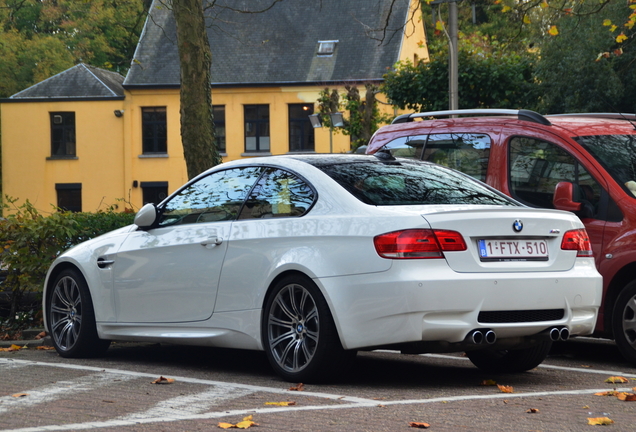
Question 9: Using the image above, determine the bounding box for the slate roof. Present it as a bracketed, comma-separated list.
[125, 0, 415, 87]
[9, 64, 125, 100]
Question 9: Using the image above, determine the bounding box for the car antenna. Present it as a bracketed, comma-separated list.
[373, 149, 396, 162]
[597, 92, 636, 130]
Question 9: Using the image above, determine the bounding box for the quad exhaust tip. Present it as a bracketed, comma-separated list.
[469, 329, 497, 345]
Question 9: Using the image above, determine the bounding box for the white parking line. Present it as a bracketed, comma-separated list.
[117, 386, 256, 421]
[1, 356, 635, 432]
[0, 371, 136, 415]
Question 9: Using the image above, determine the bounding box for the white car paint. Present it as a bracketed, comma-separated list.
[42, 155, 602, 367]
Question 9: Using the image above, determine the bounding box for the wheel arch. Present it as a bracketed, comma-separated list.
[604, 261, 636, 337]
[43, 261, 90, 332]
[260, 269, 346, 349]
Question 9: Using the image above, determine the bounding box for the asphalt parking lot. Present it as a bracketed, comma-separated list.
[1, 338, 636, 431]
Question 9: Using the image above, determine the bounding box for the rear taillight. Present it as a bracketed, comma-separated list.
[560, 229, 593, 257]
[374, 229, 467, 259]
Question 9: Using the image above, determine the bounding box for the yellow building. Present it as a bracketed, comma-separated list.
[1, 0, 428, 212]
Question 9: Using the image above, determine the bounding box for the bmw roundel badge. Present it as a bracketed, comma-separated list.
[513, 220, 523, 232]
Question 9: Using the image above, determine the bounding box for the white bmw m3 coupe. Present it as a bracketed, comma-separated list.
[43, 154, 601, 382]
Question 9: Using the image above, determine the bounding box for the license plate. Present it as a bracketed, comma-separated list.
[478, 239, 549, 260]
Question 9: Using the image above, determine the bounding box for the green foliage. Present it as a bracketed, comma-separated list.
[317, 85, 391, 150]
[534, 1, 636, 113]
[1, 197, 135, 320]
[0, 0, 148, 97]
[382, 51, 538, 112]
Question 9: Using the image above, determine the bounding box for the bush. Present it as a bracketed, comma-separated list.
[1, 197, 135, 322]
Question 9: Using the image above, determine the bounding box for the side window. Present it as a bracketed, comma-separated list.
[238, 168, 315, 219]
[383, 133, 491, 181]
[422, 133, 491, 182]
[509, 137, 602, 219]
[158, 167, 263, 226]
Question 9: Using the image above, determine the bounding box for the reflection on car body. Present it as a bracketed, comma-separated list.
[43, 154, 601, 382]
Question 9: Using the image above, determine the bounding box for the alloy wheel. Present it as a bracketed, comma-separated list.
[50, 276, 83, 351]
[267, 283, 319, 373]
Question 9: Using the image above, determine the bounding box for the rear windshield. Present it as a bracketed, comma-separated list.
[318, 160, 515, 206]
[575, 135, 636, 197]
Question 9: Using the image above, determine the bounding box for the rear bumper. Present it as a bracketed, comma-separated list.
[318, 258, 602, 351]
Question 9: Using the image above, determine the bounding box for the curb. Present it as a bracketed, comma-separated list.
[0, 328, 53, 348]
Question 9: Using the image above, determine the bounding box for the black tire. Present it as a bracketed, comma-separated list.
[466, 340, 552, 373]
[47, 268, 110, 358]
[612, 280, 636, 364]
[262, 274, 355, 382]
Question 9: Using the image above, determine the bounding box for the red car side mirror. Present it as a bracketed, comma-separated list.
[553, 181, 582, 212]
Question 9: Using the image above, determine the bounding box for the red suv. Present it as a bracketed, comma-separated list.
[366, 109, 636, 364]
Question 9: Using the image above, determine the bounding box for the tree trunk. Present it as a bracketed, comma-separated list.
[172, 0, 222, 179]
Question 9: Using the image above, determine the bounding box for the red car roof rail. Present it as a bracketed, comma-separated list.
[547, 113, 636, 122]
[392, 109, 551, 126]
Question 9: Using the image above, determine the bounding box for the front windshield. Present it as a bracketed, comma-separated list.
[575, 135, 636, 197]
[319, 160, 515, 206]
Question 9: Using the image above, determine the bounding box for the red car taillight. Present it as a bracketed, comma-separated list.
[560, 229, 593, 257]
[374, 229, 467, 259]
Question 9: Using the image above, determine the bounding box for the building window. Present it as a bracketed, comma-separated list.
[288, 104, 315, 152]
[142, 107, 167, 154]
[56, 183, 81, 212]
[141, 181, 169, 205]
[213, 105, 226, 152]
[244, 105, 270, 152]
[317, 40, 338, 56]
[50, 112, 76, 157]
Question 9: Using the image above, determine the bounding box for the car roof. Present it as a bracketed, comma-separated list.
[367, 110, 636, 154]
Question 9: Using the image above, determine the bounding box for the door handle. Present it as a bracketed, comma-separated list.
[201, 236, 223, 246]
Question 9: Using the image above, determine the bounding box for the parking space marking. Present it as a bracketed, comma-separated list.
[2, 356, 636, 432]
[117, 386, 256, 421]
[0, 371, 136, 415]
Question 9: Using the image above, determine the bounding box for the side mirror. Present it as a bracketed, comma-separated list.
[134, 203, 158, 229]
[553, 181, 582, 212]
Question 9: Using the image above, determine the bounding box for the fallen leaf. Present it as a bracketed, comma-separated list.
[12, 393, 28, 398]
[605, 376, 628, 383]
[35, 332, 47, 340]
[264, 401, 296, 406]
[617, 392, 636, 401]
[235, 419, 257, 429]
[36, 346, 55, 350]
[289, 383, 304, 391]
[526, 408, 540, 413]
[594, 391, 616, 396]
[102, 400, 115, 403]
[151, 376, 175, 384]
[409, 422, 431, 429]
[218, 416, 258, 429]
[0, 344, 23, 352]
[588, 417, 614, 426]
[480, 379, 497, 386]
[497, 384, 514, 393]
